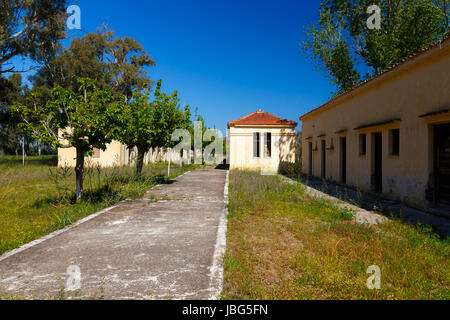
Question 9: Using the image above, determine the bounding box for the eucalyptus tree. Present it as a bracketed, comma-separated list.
[0, 0, 68, 74]
[31, 27, 155, 100]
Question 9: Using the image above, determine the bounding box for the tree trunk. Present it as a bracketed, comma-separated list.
[180, 151, 183, 168]
[22, 137, 25, 166]
[75, 148, 85, 201]
[136, 148, 145, 180]
[168, 148, 171, 177]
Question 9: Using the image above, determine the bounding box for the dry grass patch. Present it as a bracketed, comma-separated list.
[223, 170, 450, 300]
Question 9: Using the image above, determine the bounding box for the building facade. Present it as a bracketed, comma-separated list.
[228, 110, 297, 172]
[58, 142, 187, 167]
[300, 37, 450, 210]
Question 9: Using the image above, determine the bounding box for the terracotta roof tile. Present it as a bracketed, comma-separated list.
[228, 109, 298, 127]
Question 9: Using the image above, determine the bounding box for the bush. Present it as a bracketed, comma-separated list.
[278, 160, 302, 176]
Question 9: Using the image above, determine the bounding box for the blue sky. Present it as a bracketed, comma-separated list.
[14, 0, 336, 133]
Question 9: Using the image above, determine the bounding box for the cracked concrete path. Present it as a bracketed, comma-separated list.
[0, 168, 228, 300]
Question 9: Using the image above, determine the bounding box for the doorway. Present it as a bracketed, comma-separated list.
[340, 137, 347, 184]
[308, 142, 313, 176]
[321, 140, 326, 179]
[434, 123, 450, 205]
[372, 132, 382, 193]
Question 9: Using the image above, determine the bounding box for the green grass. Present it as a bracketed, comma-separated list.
[0, 155, 197, 255]
[0, 155, 58, 167]
[223, 170, 450, 300]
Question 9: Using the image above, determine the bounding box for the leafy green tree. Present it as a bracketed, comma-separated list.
[114, 85, 153, 179]
[302, 0, 448, 94]
[116, 80, 191, 179]
[12, 78, 124, 200]
[0, 0, 67, 74]
[22, 27, 155, 160]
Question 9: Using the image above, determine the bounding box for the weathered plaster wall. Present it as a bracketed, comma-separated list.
[229, 125, 296, 171]
[301, 40, 450, 208]
[58, 140, 123, 167]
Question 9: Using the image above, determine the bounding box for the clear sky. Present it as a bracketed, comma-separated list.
[16, 0, 337, 134]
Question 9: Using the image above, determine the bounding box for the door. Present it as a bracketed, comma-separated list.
[308, 142, 313, 176]
[435, 124, 450, 205]
[372, 133, 382, 193]
[340, 137, 347, 184]
[321, 140, 326, 179]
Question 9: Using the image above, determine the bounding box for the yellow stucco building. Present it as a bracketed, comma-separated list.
[300, 36, 450, 211]
[58, 142, 186, 167]
[228, 110, 298, 172]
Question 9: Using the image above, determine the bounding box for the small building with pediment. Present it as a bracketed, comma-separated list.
[227, 109, 298, 172]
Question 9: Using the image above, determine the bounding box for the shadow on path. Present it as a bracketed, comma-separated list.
[288, 175, 450, 239]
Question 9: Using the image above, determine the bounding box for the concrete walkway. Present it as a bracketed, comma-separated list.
[0, 168, 228, 300]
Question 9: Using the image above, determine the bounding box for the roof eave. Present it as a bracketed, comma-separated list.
[299, 35, 449, 122]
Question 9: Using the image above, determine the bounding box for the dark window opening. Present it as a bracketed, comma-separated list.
[372, 132, 383, 192]
[265, 133, 272, 157]
[359, 134, 367, 156]
[390, 129, 400, 156]
[253, 133, 260, 158]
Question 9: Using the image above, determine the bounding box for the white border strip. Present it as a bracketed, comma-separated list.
[0, 170, 192, 263]
[0, 204, 119, 263]
[208, 170, 229, 300]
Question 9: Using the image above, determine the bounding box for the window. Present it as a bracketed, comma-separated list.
[359, 134, 367, 156]
[92, 148, 101, 158]
[389, 129, 400, 156]
[264, 133, 272, 157]
[253, 132, 260, 158]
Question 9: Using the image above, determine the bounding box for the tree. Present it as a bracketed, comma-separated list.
[0, 73, 31, 155]
[31, 32, 109, 92]
[0, 0, 67, 74]
[102, 26, 156, 102]
[302, 0, 448, 94]
[12, 78, 124, 200]
[115, 84, 153, 179]
[115, 80, 191, 179]
[295, 131, 302, 161]
[30, 27, 155, 98]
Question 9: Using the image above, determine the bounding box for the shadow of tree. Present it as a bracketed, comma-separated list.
[289, 174, 450, 239]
